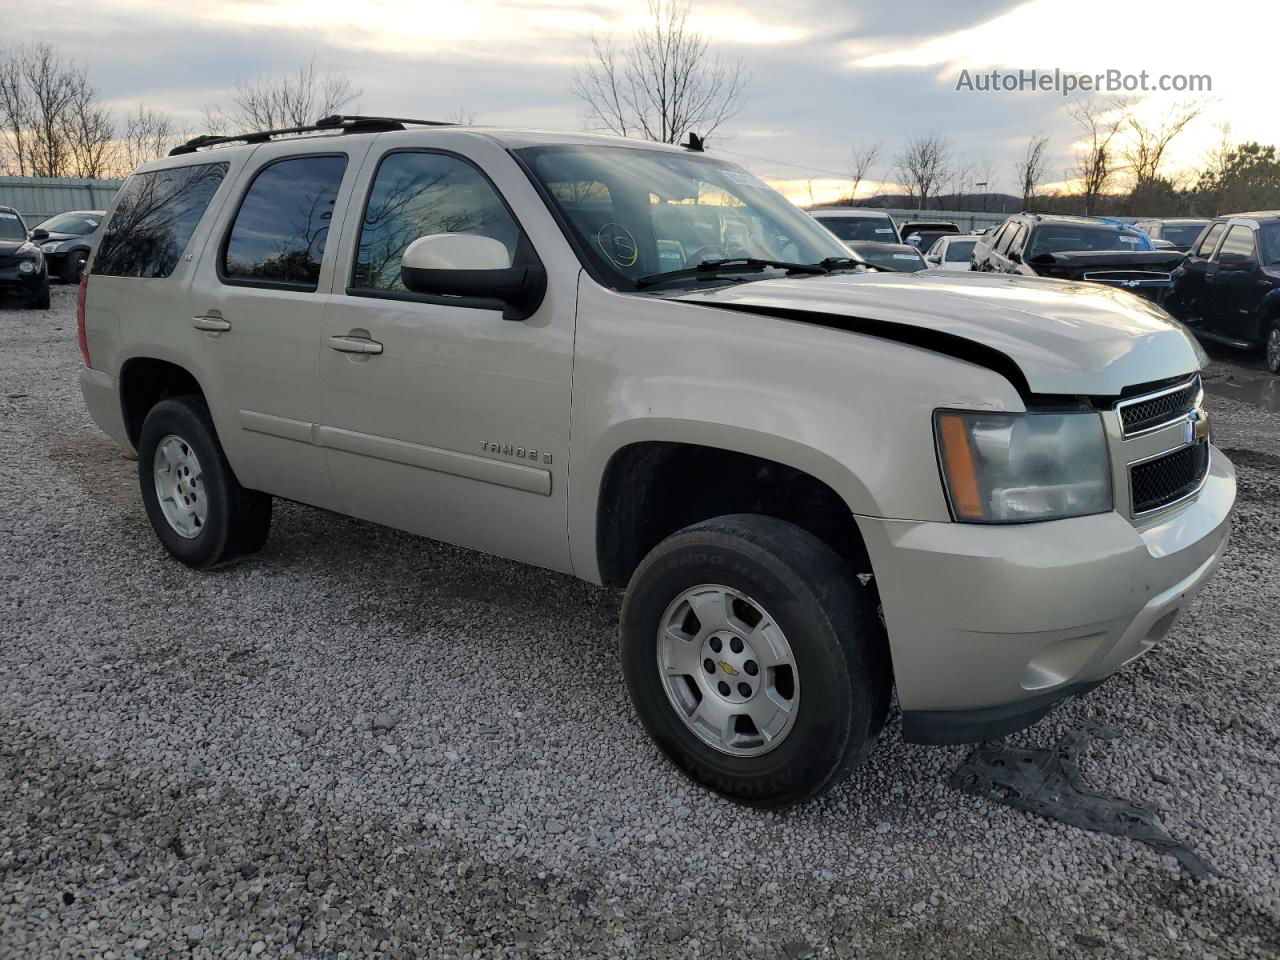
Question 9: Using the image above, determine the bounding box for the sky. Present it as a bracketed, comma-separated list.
[21, 0, 1278, 205]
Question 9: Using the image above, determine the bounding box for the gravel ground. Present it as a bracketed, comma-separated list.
[2, 285, 1278, 959]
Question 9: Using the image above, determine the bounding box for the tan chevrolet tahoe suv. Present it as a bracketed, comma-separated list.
[77, 116, 1235, 807]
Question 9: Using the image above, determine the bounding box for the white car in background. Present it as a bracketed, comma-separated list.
[925, 234, 980, 271]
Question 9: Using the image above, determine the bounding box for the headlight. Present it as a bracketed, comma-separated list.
[17, 260, 36, 275]
[41, 242, 58, 254]
[934, 409, 1112, 522]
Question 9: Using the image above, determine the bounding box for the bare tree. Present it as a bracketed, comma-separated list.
[21, 42, 82, 177]
[570, 0, 748, 145]
[206, 56, 360, 133]
[444, 107, 477, 125]
[847, 141, 882, 203]
[66, 80, 115, 178]
[1124, 100, 1205, 192]
[895, 134, 951, 210]
[119, 104, 180, 173]
[1067, 97, 1126, 215]
[0, 47, 34, 175]
[1014, 133, 1050, 208]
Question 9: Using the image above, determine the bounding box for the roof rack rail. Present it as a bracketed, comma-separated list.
[168, 114, 458, 156]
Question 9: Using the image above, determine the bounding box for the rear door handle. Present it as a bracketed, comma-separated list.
[327, 335, 383, 355]
[192, 315, 232, 332]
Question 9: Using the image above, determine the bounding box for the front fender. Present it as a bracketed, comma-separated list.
[567, 276, 1023, 582]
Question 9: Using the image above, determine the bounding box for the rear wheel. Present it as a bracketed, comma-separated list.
[137, 396, 271, 569]
[621, 514, 890, 807]
[1265, 322, 1280, 375]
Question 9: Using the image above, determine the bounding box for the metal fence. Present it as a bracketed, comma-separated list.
[0, 176, 122, 225]
[875, 207, 1010, 233]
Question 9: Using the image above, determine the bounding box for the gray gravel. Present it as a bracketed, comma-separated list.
[2, 285, 1279, 958]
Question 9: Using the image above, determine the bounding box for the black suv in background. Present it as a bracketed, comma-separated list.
[1167, 212, 1280, 373]
[0, 205, 50, 309]
[972, 213, 1186, 304]
[32, 210, 105, 283]
[1133, 218, 1212, 253]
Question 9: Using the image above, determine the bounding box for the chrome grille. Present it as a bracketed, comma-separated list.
[1130, 441, 1210, 515]
[1116, 376, 1202, 438]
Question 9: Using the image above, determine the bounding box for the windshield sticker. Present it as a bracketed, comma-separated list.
[875, 227, 894, 233]
[1119, 236, 1139, 243]
[86, 219, 99, 227]
[597, 222, 639, 268]
[721, 170, 766, 189]
[893, 253, 920, 260]
[0, 212, 18, 220]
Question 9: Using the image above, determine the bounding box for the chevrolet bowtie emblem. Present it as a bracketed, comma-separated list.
[719, 660, 739, 677]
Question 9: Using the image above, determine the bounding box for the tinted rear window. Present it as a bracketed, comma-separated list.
[815, 216, 897, 243]
[93, 163, 227, 278]
[1161, 223, 1208, 245]
[222, 154, 348, 289]
[944, 239, 976, 262]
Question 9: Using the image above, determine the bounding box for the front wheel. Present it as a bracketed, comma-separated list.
[1265, 322, 1280, 375]
[620, 514, 890, 807]
[137, 396, 272, 569]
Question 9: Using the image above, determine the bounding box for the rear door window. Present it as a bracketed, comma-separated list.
[93, 162, 227, 278]
[222, 154, 349, 290]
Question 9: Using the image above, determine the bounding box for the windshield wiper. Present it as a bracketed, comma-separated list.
[636, 257, 829, 289]
[820, 256, 894, 273]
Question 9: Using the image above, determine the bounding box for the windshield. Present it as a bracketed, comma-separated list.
[814, 215, 898, 243]
[944, 239, 977, 262]
[847, 243, 926, 272]
[0, 210, 26, 241]
[36, 212, 102, 236]
[516, 144, 848, 289]
[1161, 223, 1207, 246]
[1027, 225, 1150, 258]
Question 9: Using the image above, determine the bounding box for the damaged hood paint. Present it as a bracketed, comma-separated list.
[673, 270, 1204, 396]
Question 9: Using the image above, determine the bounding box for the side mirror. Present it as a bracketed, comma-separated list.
[926, 254, 941, 264]
[400, 234, 546, 321]
[1008, 251, 1022, 264]
[30, 228, 49, 242]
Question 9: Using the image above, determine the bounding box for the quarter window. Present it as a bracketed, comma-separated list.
[1216, 225, 1256, 265]
[223, 155, 348, 289]
[1194, 222, 1226, 257]
[352, 152, 521, 293]
[93, 162, 227, 278]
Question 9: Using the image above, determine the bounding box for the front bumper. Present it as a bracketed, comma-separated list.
[0, 264, 46, 299]
[859, 445, 1235, 743]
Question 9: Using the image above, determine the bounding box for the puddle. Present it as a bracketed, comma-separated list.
[1203, 371, 1280, 414]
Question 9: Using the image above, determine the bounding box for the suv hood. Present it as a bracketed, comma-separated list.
[672, 270, 1202, 397]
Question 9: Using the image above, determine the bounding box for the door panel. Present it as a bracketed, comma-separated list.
[317, 148, 574, 573]
[188, 144, 369, 509]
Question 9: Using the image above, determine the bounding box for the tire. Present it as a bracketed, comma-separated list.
[621, 514, 890, 808]
[137, 396, 272, 569]
[28, 279, 50, 310]
[62, 251, 88, 285]
[1265, 321, 1280, 376]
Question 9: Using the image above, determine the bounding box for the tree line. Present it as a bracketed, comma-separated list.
[0, 43, 360, 180]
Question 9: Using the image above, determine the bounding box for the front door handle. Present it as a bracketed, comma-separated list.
[327, 334, 383, 355]
[192, 315, 232, 332]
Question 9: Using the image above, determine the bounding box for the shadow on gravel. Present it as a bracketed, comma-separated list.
[950, 726, 1217, 880]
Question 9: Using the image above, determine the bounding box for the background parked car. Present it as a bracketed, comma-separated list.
[972, 213, 1185, 304]
[32, 210, 104, 283]
[1167, 211, 1280, 373]
[807, 207, 901, 243]
[0, 205, 50, 309]
[899, 220, 960, 251]
[1133, 218, 1213, 254]
[924, 234, 978, 271]
[841, 240, 928, 272]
